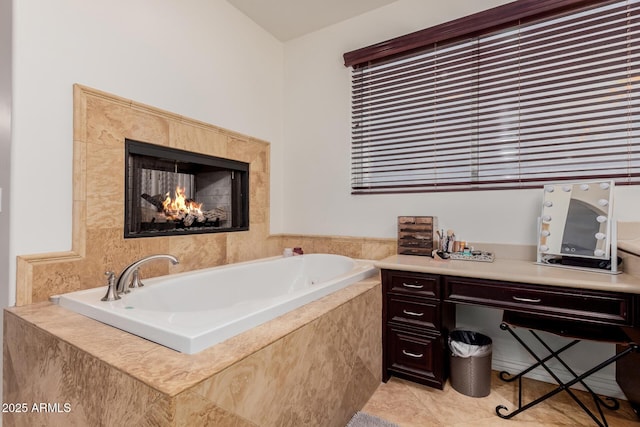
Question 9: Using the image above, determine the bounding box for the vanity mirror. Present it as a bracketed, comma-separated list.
[536, 180, 619, 274]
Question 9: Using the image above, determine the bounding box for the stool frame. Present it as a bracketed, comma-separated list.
[497, 316, 638, 427]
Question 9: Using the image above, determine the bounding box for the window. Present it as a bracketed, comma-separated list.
[344, 0, 640, 193]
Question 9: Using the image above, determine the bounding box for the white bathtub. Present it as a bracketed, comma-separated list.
[57, 254, 377, 354]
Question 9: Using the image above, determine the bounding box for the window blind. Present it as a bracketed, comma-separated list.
[349, 0, 640, 193]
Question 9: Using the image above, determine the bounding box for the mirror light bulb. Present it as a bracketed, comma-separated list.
[595, 232, 606, 240]
[597, 199, 609, 207]
[545, 186, 555, 192]
[596, 215, 607, 223]
[542, 215, 552, 222]
[541, 230, 550, 237]
[599, 182, 610, 190]
[594, 249, 605, 257]
[540, 245, 549, 252]
[580, 184, 590, 191]
[562, 185, 572, 192]
[544, 201, 553, 207]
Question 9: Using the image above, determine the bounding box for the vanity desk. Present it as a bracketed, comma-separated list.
[375, 254, 640, 412]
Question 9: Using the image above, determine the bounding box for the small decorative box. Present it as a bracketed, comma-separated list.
[397, 216, 437, 256]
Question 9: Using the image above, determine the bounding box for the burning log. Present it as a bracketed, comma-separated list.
[183, 211, 206, 227]
[140, 188, 227, 227]
[204, 208, 227, 222]
[164, 209, 224, 227]
[183, 214, 196, 227]
[141, 193, 165, 212]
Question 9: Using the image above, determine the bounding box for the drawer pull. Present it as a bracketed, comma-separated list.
[402, 350, 424, 358]
[512, 296, 541, 303]
[402, 282, 424, 289]
[402, 310, 424, 317]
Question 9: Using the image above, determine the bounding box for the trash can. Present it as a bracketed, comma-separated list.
[448, 330, 493, 397]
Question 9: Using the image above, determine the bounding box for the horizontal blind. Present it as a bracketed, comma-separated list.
[351, 0, 640, 193]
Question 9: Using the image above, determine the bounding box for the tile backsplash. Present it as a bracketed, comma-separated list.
[16, 85, 272, 305]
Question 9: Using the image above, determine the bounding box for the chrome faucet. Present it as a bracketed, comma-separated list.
[115, 254, 179, 294]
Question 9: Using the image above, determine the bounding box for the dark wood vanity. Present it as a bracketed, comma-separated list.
[382, 269, 454, 389]
[378, 255, 640, 413]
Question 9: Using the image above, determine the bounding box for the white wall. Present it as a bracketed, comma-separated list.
[0, 0, 11, 372]
[10, 0, 285, 306]
[1, 1, 11, 422]
[282, 0, 640, 243]
[0, 1, 11, 299]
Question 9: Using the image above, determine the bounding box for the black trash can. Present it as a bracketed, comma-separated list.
[448, 330, 493, 397]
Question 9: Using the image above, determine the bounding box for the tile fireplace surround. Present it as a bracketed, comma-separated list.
[15, 84, 396, 306]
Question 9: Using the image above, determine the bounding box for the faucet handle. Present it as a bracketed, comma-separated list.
[101, 271, 121, 302]
[105, 271, 115, 284]
[129, 269, 144, 289]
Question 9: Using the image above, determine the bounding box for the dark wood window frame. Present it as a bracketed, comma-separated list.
[344, 0, 640, 194]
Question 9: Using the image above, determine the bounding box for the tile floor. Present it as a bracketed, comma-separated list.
[361, 373, 640, 426]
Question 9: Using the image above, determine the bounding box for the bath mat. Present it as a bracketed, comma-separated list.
[346, 411, 400, 427]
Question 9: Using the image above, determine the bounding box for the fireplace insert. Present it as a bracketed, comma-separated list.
[125, 139, 249, 238]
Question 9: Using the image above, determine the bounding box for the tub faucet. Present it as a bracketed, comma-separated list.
[116, 254, 179, 294]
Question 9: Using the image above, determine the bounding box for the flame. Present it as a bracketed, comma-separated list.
[162, 187, 203, 219]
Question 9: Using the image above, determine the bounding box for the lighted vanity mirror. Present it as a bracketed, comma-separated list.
[537, 180, 619, 273]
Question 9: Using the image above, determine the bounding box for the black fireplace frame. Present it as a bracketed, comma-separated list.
[124, 139, 249, 238]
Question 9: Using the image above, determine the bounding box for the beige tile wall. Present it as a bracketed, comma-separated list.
[280, 234, 397, 260]
[15, 85, 396, 306]
[17, 85, 275, 305]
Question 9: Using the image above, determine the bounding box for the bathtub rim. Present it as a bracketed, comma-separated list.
[5, 273, 381, 397]
[55, 254, 378, 354]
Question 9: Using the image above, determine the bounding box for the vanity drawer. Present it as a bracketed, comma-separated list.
[383, 270, 440, 299]
[387, 296, 440, 330]
[385, 325, 445, 389]
[444, 276, 632, 326]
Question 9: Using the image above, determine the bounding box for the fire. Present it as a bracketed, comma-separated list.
[162, 187, 203, 219]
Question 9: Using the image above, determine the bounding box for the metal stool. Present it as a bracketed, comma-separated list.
[496, 311, 639, 426]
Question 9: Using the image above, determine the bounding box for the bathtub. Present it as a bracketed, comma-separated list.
[57, 254, 377, 354]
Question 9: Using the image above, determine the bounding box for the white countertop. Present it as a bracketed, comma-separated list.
[375, 254, 640, 295]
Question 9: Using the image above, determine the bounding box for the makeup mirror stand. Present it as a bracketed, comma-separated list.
[536, 217, 619, 274]
[535, 180, 621, 275]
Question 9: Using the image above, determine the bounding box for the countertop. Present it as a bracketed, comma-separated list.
[375, 254, 640, 295]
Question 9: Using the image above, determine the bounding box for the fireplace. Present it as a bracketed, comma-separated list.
[125, 139, 249, 238]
